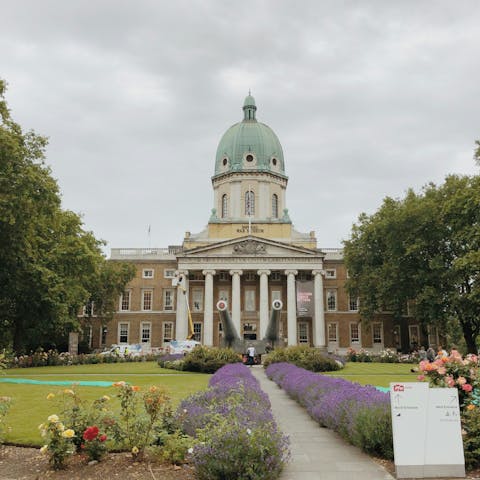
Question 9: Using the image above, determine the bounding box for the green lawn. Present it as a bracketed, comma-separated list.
[0, 361, 210, 446]
[326, 361, 419, 387]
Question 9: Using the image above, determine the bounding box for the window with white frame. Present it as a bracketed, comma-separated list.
[141, 322, 151, 343]
[409, 325, 420, 346]
[325, 269, 336, 279]
[193, 322, 202, 342]
[272, 194, 278, 218]
[326, 290, 337, 311]
[245, 290, 256, 311]
[349, 296, 359, 311]
[143, 269, 154, 279]
[83, 301, 95, 317]
[100, 326, 107, 346]
[328, 323, 338, 343]
[245, 190, 255, 216]
[222, 194, 228, 218]
[163, 289, 175, 311]
[427, 325, 439, 347]
[192, 288, 203, 312]
[350, 323, 360, 344]
[163, 322, 173, 344]
[164, 269, 176, 279]
[373, 323, 383, 344]
[298, 322, 309, 344]
[83, 326, 92, 348]
[119, 323, 129, 343]
[120, 291, 131, 311]
[142, 290, 153, 311]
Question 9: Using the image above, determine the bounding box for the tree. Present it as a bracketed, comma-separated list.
[0, 80, 134, 352]
[344, 174, 480, 353]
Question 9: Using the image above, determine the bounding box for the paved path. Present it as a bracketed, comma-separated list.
[251, 366, 394, 480]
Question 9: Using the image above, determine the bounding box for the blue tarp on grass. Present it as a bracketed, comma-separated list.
[0, 378, 113, 387]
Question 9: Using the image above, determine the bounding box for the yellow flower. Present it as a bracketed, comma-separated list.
[46, 393, 55, 400]
[40, 445, 48, 454]
[38, 423, 45, 430]
[102, 395, 110, 401]
[132, 446, 139, 454]
[149, 386, 158, 393]
[47, 414, 59, 423]
[467, 404, 475, 411]
[62, 429, 75, 438]
[63, 389, 74, 395]
[56, 422, 65, 432]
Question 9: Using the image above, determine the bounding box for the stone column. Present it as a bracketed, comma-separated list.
[313, 270, 326, 348]
[229, 270, 243, 336]
[257, 269, 271, 338]
[202, 269, 216, 346]
[285, 270, 298, 346]
[175, 270, 189, 341]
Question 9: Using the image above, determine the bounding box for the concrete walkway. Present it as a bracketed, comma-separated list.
[251, 366, 394, 480]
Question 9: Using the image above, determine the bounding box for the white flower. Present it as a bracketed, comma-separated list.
[47, 414, 59, 423]
[246, 428, 252, 435]
[40, 445, 48, 454]
[188, 447, 194, 454]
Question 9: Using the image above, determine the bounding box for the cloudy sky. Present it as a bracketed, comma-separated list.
[2, 1, 479, 254]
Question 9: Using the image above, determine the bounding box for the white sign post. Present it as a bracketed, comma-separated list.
[390, 382, 465, 478]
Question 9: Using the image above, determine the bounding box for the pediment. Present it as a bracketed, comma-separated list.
[178, 235, 322, 259]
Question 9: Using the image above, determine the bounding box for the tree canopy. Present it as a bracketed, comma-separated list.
[0, 80, 134, 352]
[344, 173, 480, 353]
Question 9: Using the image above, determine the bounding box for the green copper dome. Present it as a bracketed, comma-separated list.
[213, 95, 286, 178]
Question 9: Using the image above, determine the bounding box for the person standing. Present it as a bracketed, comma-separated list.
[247, 344, 256, 366]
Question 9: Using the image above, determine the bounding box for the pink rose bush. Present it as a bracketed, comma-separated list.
[418, 350, 479, 410]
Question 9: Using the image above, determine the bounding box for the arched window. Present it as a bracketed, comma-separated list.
[245, 191, 255, 216]
[272, 194, 278, 218]
[221, 194, 228, 218]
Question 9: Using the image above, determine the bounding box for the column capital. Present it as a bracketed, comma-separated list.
[312, 269, 325, 276]
[202, 269, 216, 276]
[229, 269, 243, 276]
[257, 269, 271, 276]
[175, 269, 189, 276]
[284, 269, 298, 276]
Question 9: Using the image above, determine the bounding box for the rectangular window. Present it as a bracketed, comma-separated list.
[143, 269, 154, 279]
[298, 322, 309, 344]
[120, 291, 131, 311]
[163, 289, 175, 311]
[245, 290, 256, 312]
[271, 289, 282, 302]
[164, 269, 176, 279]
[193, 322, 202, 342]
[119, 323, 129, 344]
[349, 296, 359, 311]
[218, 289, 229, 304]
[428, 326, 439, 348]
[192, 288, 204, 312]
[83, 326, 93, 348]
[270, 272, 281, 281]
[350, 323, 360, 344]
[325, 269, 336, 279]
[373, 323, 383, 344]
[298, 272, 312, 281]
[244, 272, 256, 282]
[141, 322, 151, 344]
[163, 322, 173, 344]
[219, 271, 230, 282]
[409, 325, 420, 346]
[83, 301, 95, 317]
[142, 290, 153, 311]
[100, 326, 107, 346]
[326, 290, 337, 311]
[327, 322, 338, 343]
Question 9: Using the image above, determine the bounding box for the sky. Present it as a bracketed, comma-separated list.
[2, 1, 479, 254]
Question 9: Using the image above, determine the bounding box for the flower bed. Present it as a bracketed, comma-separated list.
[266, 362, 393, 459]
[177, 363, 290, 480]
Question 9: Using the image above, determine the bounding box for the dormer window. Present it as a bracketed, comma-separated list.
[222, 157, 228, 166]
[272, 158, 277, 166]
[272, 194, 278, 218]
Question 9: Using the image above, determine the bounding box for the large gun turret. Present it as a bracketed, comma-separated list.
[263, 299, 283, 347]
[216, 300, 242, 350]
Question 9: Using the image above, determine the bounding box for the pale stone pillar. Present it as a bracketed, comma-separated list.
[175, 270, 189, 341]
[285, 270, 298, 346]
[229, 270, 243, 336]
[313, 270, 326, 348]
[257, 269, 271, 338]
[202, 269, 216, 346]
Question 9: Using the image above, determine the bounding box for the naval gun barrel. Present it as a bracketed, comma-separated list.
[263, 299, 283, 343]
[216, 300, 241, 347]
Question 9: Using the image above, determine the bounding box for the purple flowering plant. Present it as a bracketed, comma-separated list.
[178, 363, 290, 480]
[266, 362, 393, 459]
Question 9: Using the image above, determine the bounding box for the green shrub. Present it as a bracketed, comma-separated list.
[263, 346, 341, 372]
[182, 347, 241, 373]
[152, 430, 194, 465]
[463, 406, 480, 469]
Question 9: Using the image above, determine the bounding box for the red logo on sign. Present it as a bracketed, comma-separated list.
[393, 384, 404, 392]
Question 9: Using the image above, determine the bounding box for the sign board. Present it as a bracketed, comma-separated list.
[296, 280, 313, 317]
[390, 382, 465, 478]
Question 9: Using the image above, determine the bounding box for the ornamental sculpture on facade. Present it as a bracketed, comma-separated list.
[233, 240, 267, 255]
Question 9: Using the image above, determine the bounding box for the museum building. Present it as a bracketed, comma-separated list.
[84, 95, 436, 353]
